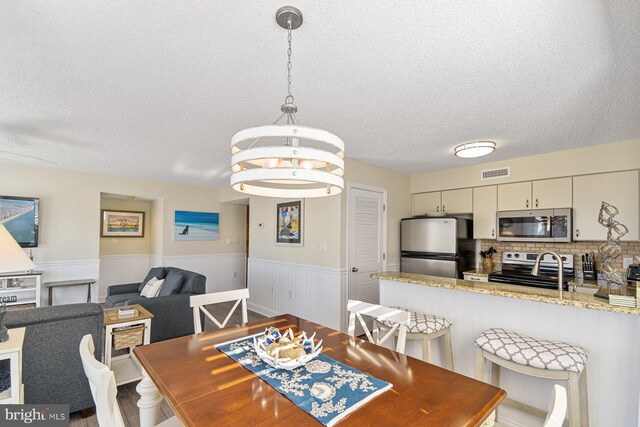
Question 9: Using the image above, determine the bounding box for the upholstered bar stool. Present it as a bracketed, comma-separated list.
[475, 328, 589, 427]
[375, 307, 454, 370]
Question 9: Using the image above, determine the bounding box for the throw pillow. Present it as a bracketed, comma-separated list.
[158, 270, 184, 296]
[140, 278, 165, 298]
[139, 267, 166, 292]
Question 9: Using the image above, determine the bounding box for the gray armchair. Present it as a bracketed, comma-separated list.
[105, 267, 205, 342]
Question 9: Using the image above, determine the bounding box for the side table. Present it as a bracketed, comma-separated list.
[103, 305, 153, 386]
[0, 327, 26, 404]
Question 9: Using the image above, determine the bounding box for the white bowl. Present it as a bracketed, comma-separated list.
[253, 328, 323, 371]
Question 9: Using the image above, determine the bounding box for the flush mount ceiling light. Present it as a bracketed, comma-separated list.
[454, 141, 496, 158]
[230, 6, 344, 198]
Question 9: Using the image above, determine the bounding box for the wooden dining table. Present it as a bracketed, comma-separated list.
[133, 314, 505, 426]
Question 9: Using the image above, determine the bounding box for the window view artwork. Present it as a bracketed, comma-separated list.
[276, 200, 303, 246]
[174, 210, 219, 241]
[101, 210, 145, 237]
[0, 195, 39, 247]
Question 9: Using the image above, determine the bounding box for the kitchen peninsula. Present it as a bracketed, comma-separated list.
[372, 271, 640, 427]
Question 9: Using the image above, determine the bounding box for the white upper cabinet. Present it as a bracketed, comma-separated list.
[497, 182, 532, 211]
[498, 178, 572, 211]
[441, 188, 473, 213]
[532, 177, 572, 208]
[413, 192, 441, 215]
[573, 170, 639, 241]
[473, 186, 497, 239]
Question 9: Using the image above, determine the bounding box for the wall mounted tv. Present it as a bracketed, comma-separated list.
[0, 195, 39, 247]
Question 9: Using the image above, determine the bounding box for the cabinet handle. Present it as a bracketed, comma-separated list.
[526, 199, 529, 208]
[491, 229, 495, 237]
[576, 229, 580, 238]
[442, 205, 445, 212]
[436, 205, 439, 212]
[535, 198, 539, 208]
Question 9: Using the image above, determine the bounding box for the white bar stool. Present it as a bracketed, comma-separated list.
[375, 306, 454, 370]
[475, 328, 589, 427]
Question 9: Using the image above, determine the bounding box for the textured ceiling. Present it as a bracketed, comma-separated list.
[1, 1, 639, 187]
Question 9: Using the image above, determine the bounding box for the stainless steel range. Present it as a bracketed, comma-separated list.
[489, 251, 574, 290]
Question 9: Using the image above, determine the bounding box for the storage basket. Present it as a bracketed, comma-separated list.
[112, 324, 146, 350]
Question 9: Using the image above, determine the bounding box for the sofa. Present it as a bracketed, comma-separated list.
[4, 303, 103, 413]
[105, 267, 206, 342]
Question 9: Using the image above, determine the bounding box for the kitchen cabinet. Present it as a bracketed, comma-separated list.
[498, 178, 572, 211]
[573, 170, 639, 241]
[441, 188, 473, 213]
[413, 192, 441, 215]
[473, 186, 497, 239]
[414, 189, 472, 215]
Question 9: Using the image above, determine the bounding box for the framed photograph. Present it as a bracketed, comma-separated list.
[276, 200, 303, 246]
[174, 210, 219, 241]
[101, 210, 145, 237]
[0, 195, 39, 247]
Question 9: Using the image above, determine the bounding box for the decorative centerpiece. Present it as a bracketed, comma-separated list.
[253, 327, 323, 370]
[480, 247, 497, 272]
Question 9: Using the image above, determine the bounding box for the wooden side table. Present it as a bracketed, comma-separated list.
[103, 305, 153, 386]
[0, 327, 26, 404]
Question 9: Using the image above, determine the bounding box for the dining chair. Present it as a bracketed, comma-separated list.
[79, 335, 181, 427]
[347, 299, 410, 353]
[190, 288, 250, 333]
[544, 385, 568, 427]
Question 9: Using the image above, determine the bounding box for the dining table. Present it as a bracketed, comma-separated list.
[133, 313, 505, 426]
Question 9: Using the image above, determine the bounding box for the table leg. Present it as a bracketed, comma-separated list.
[48, 288, 52, 306]
[87, 283, 91, 303]
[137, 368, 163, 427]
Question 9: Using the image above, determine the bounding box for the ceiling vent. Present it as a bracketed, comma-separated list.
[481, 167, 510, 180]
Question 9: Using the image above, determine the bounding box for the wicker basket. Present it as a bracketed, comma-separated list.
[112, 324, 146, 350]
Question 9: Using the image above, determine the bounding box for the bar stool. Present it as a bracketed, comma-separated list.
[375, 307, 454, 370]
[475, 328, 589, 427]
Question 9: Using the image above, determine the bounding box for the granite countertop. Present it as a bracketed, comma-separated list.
[371, 271, 639, 316]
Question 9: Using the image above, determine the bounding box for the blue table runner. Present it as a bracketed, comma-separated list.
[215, 333, 392, 426]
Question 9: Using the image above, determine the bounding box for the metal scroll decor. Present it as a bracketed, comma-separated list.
[597, 201, 628, 287]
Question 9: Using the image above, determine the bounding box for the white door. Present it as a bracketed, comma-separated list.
[473, 185, 497, 239]
[497, 181, 532, 211]
[413, 192, 441, 215]
[532, 177, 572, 208]
[348, 185, 386, 307]
[441, 188, 473, 213]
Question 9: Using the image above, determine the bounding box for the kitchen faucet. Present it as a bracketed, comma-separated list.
[532, 251, 565, 297]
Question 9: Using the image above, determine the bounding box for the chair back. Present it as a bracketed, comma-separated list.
[79, 335, 125, 427]
[190, 289, 250, 333]
[543, 384, 568, 427]
[347, 299, 410, 353]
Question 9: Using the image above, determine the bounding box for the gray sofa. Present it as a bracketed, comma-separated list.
[4, 303, 103, 413]
[105, 267, 206, 342]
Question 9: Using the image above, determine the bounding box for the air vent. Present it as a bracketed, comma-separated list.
[481, 167, 510, 180]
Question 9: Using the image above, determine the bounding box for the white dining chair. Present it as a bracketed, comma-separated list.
[190, 288, 250, 333]
[79, 335, 182, 427]
[544, 385, 568, 427]
[347, 299, 411, 354]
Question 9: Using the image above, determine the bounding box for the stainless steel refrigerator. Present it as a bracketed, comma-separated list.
[400, 217, 475, 278]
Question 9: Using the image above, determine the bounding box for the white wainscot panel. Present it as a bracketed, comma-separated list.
[36, 260, 100, 306]
[99, 255, 151, 302]
[247, 258, 344, 331]
[379, 279, 640, 427]
[162, 253, 246, 294]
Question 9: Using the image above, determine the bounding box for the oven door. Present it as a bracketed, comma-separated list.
[496, 210, 555, 242]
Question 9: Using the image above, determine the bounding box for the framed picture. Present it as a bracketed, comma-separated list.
[0, 195, 39, 247]
[276, 200, 303, 246]
[174, 210, 219, 241]
[101, 210, 145, 237]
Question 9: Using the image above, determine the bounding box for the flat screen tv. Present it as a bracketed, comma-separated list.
[0, 195, 39, 247]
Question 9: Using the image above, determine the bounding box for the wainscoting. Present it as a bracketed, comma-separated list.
[247, 258, 346, 331]
[162, 253, 247, 294]
[35, 259, 100, 306]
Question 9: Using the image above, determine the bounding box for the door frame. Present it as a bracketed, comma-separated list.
[346, 182, 388, 313]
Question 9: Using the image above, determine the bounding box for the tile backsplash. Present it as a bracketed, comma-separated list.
[480, 240, 640, 273]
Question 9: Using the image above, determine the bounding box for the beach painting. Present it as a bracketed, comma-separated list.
[101, 210, 145, 237]
[0, 196, 39, 247]
[174, 210, 219, 241]
[276, 200, 303, 246]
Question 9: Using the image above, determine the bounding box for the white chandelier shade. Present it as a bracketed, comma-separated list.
[230, 124, 345, 198]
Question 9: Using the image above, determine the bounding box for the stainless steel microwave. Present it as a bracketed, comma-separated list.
[496, 208, 572, 242]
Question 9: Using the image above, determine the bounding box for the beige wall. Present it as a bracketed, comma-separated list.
[340, 158, 411, 269]
[411, 139, 640, 193]
[99, 198, 152, 256]
[0, 163, 246, 262]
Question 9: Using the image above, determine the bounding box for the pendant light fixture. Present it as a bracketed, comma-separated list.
[230, 6, 345, 198]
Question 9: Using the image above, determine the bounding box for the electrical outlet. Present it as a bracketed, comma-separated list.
[271, 287, 275, 294]
[233, 272, 237, 278]
[623, 257, 633, 268]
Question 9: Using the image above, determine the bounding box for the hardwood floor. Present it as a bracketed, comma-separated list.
[70, 301, 264, 427]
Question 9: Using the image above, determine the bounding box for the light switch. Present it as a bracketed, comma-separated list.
[319, 242, 327, 253]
